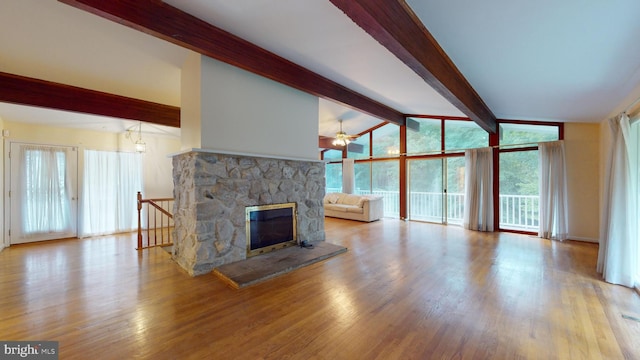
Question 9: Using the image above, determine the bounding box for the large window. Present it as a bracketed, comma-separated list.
[372, 124, 400, 157]
[498, 122, 560, 231]
[348, 135, 370, 159]
[325, 163, 342, 193]
[371, 161, 399, 217]
[407, 118, 441, 154]
[323, 149, 343, 160]
[354, 162, 371, 194]
[445, 120, 488, 150]
[500, 123, 558, 146]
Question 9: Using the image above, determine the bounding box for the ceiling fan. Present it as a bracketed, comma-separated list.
[332, 120, 357, 147]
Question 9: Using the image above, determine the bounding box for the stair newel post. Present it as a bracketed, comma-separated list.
[137, 191, 143, 250]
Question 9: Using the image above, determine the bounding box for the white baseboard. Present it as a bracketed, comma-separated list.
[569, 236, 599, 243]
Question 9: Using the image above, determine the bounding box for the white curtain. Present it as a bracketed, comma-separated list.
[342, 158, 355, 194]
[20, 145, 72, 234]
[463, 147, 494, 231]
[597, 113, 639, 288]
[538, 141, 569, 240]
[81, 150, 143, 237]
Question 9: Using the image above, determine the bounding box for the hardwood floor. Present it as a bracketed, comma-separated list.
[1, 218, 639, 359]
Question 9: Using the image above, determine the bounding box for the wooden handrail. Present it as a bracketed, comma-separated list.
[146, 199, 174, 218]
[137, 192, 175, 250]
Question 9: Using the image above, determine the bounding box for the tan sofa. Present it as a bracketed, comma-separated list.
[323, 193, 383, 222]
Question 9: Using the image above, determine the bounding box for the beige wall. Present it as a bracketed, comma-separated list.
[118, 132, 179, 199]
[2, 120, 179, 247]
[180, 52, 202, 150]
[0, 117, 3, 250]
[2, 119, 179, 208]
[564, 122, 600, 242]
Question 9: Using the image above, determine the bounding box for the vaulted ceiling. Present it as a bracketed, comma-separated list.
[1, 0, 640, 138]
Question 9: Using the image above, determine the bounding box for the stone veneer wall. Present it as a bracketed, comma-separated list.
[172, 151, 326, 276]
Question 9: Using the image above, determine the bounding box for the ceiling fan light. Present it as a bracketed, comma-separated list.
[332, 131, 351, 147]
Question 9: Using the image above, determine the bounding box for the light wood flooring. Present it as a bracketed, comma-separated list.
[1, 218, 639, 359]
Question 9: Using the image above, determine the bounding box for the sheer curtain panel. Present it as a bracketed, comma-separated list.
[20, 145, 72, 235]
[597, 113, 639, 288]
[342, 158, 355, 194]
[538, 141, 569, 240]
[81, 150, 143, 237]
[463, 147, 494, 231]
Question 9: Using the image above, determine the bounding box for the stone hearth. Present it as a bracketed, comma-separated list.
[171, 150, 325, 276]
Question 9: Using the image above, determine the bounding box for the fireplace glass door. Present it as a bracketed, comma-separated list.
[245, 202, 297, 257]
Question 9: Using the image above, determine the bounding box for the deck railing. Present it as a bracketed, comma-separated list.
[326, 188, 539, 231]
[137, 192, 174, 250]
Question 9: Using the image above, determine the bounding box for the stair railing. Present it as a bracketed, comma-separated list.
[137, 192, 174, 250]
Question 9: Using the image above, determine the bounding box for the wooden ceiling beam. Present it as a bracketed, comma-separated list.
[330, 0, 497, 133]
[0, 72, 180, 127]
[319, 136, 364, 153]
[58, 0, 405, 126]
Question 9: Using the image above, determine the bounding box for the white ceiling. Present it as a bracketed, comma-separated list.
[2, 0, 640, 138]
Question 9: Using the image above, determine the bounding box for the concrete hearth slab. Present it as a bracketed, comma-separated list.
[213, 242, 347, 289]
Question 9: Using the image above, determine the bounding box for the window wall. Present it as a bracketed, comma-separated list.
[324, 117, 562, 229]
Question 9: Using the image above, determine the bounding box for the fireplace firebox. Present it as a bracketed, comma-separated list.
[245, 203, 297, 257]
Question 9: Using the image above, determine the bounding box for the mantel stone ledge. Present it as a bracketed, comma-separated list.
[168, 148, 323, 163]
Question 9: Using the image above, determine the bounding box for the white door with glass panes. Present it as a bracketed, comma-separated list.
[8, 143, 78, 244]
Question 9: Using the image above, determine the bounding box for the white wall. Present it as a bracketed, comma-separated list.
[196, 56, 319, 161]
[564, 122, 600, 242]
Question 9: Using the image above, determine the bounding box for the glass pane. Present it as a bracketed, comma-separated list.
[444, 120, 488, 150]
[354, 162, 371, 194]
[372, 124, 400, 157]
[371, 160, 399, 218]
[325, 163, 342, 193]
[408, 159, 443, 222]
[500, 123, 559, 146]
[406, 118, 442, 154]
[499, 150, 539, 231]
[348, 135, 370, 159]
[446, 157, 465, 225]
[323, 149, 343, 160]
[23, 147, 71, 234]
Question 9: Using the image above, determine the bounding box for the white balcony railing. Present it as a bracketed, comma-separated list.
[326, 188, 539, 231]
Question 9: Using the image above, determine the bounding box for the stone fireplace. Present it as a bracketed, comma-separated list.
[171, 150, 326, 276]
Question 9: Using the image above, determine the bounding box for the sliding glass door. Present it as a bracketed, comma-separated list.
[408, 158, 443, 222]
[407, 157, 465, 224]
